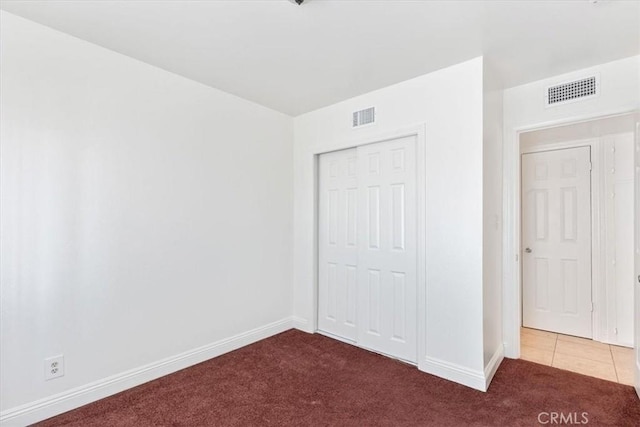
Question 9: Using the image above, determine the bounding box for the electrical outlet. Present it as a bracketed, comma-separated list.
[44, 355, 64, 380]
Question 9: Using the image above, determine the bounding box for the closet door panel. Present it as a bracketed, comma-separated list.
[357, 136, 417, 363]
[318, 149, 358, 341]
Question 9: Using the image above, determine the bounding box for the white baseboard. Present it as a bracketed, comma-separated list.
[0, 317, 294, 427]
[419, 347, 503, 393]
[291, 316, 311, 332]
[502, 340, 519, 359]
[483, 345, 504, 390]
[635, 360, 640, 399]
[420, 356, 488, 392]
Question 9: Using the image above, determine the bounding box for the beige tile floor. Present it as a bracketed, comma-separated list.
[520, 327, 635, 385]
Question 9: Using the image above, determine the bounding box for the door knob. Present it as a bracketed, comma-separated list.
[525, 248, 532, 253]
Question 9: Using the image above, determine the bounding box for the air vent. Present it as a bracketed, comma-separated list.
[546, 76, 598, 107]
[353, 107, 375, 128]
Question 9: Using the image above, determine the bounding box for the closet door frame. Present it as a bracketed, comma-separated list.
[312, 124, 427, 367]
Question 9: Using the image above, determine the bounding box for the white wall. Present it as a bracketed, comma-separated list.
[293, 57, 491, 389]
[0, 11, 293, 422]
[502, 55, 640, 358]
[482, 61, 504, 370]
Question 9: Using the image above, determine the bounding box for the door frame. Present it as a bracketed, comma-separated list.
[311, 124, 427, 365]
[520, 142, 599, 339]
[503, 109, 637, 359]
[634, 119, 640, 398]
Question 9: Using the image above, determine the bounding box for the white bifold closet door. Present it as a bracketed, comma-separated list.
[318, 136, 417, 363]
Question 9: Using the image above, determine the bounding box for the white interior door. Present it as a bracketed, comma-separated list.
[318, 148, 358, 341]
[634, 119, 640, 397]
[357, 136, 417, 363]
[522, 146, 592, 338]
[317, 136, 417, 363]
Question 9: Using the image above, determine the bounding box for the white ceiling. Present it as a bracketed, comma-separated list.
[1, 0, 638, 116]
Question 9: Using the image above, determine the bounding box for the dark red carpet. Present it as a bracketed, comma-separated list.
[36, 330, 640, 426]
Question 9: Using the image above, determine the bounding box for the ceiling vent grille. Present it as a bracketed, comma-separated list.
[546, 76, 598, 107]
[353, 107, 375, 128]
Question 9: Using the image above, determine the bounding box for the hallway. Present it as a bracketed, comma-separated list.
[520, 327, 634, 385]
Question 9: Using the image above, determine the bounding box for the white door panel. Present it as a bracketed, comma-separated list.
[357, 136, 417, 363]
[522, 147, 592, 338]
[318, 148, 358, 341]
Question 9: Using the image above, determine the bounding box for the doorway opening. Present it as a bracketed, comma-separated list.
[315, 130, 427, 367]
[518, 113, 636, 384]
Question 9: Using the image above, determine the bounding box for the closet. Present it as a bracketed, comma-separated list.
[318, 135, 417, 363]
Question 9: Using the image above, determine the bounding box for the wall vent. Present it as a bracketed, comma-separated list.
[545, 76, 599, 107]
[353, 107, 375, 127]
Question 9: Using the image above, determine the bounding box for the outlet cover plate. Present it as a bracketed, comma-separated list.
[44, 355, 64, 380]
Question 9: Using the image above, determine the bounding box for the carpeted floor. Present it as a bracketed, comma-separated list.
[37, 329, 640, 426]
